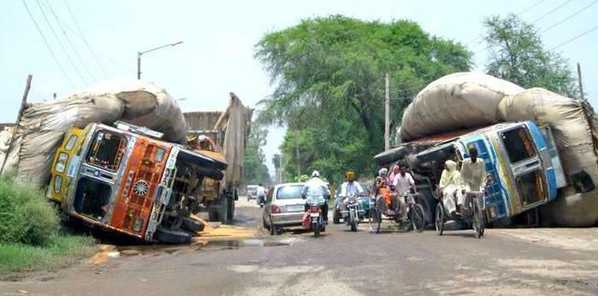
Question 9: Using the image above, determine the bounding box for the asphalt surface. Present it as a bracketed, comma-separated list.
[0, 197, 597, 296]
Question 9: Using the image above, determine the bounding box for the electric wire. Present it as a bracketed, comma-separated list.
[21, 0, 76, 88]
[62, 0, 110, 78]
[539, 0, 597, 34]
[44, 0, 97, 82]
[34, 0, 88, 85]
[549, 25, 598, 50]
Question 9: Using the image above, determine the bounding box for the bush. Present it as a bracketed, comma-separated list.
[0, 176, 60, 245]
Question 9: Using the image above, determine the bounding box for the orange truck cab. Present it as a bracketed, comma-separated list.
[48, 121, 226, 243]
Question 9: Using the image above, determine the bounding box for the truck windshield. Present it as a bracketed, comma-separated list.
[276, 185, 304, 200]
[86, 131, 127, 172]
[501, 127, 536, 164]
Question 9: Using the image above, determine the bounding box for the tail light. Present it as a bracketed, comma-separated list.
[310, 206, 320, 213]
[271, 205, 281, 214]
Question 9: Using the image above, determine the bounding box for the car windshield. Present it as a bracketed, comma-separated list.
[276, 185, 304, 200]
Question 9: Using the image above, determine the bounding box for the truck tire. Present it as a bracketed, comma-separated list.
[226, 196, 235, 224]
[208, 210, 220, 222]
[154, 227, 191, 244]
[219, 194, 230, 224]
[416, 189, 435, 226]
[182, 217, 205, 233]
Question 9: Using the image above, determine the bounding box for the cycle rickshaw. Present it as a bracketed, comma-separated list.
[435, 190, 486, 238]
[368, 191, 425, 234]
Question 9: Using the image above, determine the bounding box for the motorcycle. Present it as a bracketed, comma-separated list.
[258, 195, 266, 208]
[302, 202, 326, 237]
[341, 196, 363, 232]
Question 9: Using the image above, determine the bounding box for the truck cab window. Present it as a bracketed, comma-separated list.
[86, 131, 127, 172]
[501, 127, 536, 164]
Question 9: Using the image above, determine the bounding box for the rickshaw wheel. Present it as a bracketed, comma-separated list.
[435, 202, 444, 236]
[368, 204, 382, 234]
[410, 204, 425, 233]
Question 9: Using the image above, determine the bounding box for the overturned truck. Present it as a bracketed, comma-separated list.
[376, 72, 597, 227]
[0, 81, 249, 243]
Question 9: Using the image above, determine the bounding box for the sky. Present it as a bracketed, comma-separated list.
[1, 0, 597, 177]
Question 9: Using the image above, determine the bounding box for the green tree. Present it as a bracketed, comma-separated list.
[255, 15, 472, 184]
[242, 127, 272, 186]
[483, 14, 579, 98]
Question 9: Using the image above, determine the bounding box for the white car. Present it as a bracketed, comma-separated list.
[262, 183, 306, 235]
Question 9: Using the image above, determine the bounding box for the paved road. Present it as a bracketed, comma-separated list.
[0, 198, 597, 295]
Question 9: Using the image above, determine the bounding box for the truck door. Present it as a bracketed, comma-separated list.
[498, 124, 548, 209]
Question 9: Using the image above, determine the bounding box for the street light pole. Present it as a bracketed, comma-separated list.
[137, 41, 183, 79]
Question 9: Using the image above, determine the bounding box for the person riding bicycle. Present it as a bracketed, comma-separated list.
[392, 165, 416, 221]
[302, 170, 330, 223]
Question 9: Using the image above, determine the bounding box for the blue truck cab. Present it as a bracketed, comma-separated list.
[375, 121, 566, 224]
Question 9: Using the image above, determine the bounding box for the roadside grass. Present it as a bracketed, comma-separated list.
[0, 175, 97, 274]
[0, 233, 96, 273]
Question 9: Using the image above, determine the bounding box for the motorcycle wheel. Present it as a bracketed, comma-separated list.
[313, 221, 320, 237]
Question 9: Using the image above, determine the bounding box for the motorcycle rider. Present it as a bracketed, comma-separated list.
[302, 170, 330, 223]
[256, 183, 267, 205]
[339, 171, 364, 213]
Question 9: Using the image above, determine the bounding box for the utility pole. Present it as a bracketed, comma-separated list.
[295, 133, 300, 178]
[384, 72, 390, 151]
[577, 63, 585, 101]
[137, 41, 183, 79]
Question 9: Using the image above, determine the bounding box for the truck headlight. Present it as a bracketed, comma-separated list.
[55, 153, 69, 173]
[54, 175, 62, 194]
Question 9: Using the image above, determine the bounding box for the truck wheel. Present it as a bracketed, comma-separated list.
[220, 195, 230, 224]
[182, 217, 205, 233]
[226, 196, 235, 223]
[154, 227, 191, 244]
[208, 210, 220, 222]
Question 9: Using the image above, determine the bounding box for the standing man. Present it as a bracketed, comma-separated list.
[392, 165, 416, 220]
[460, 147, 487, 192]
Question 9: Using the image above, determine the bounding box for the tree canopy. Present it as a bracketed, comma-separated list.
[483, 14, 579, 98]
[242, 127, 272, 186]
[255, 15, 472, 184]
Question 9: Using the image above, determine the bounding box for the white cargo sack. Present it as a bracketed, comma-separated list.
[0, 80, 187, 187]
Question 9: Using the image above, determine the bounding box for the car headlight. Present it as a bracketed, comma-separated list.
[55, 152, 69, 173]
[54, 175, 62, 194]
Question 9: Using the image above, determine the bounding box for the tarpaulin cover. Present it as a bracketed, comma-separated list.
[0, 80, 187, 187]
[400, 72, 597, 226]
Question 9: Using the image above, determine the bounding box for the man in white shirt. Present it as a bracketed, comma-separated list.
[256, 183, 267, 205]
[392, 165, 417, 220]
[460, 147, 487, 192]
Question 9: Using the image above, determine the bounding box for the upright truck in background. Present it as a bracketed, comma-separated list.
[184, 93, 253, 224]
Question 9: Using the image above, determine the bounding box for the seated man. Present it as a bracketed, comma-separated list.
[438, 160, 462, 215]
[373, 168, 394, 211]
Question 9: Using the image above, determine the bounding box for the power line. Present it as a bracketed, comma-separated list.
[62, 0, 110, 78]
[465, 0, 548, 46]
[44, 0, 97, 82]
[549, 25, 598, 51]
[21, 0, 76, 88]
[531, 0, 576, 23]
[34, 0, 88, 85]
[540, 0, 597, 34]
